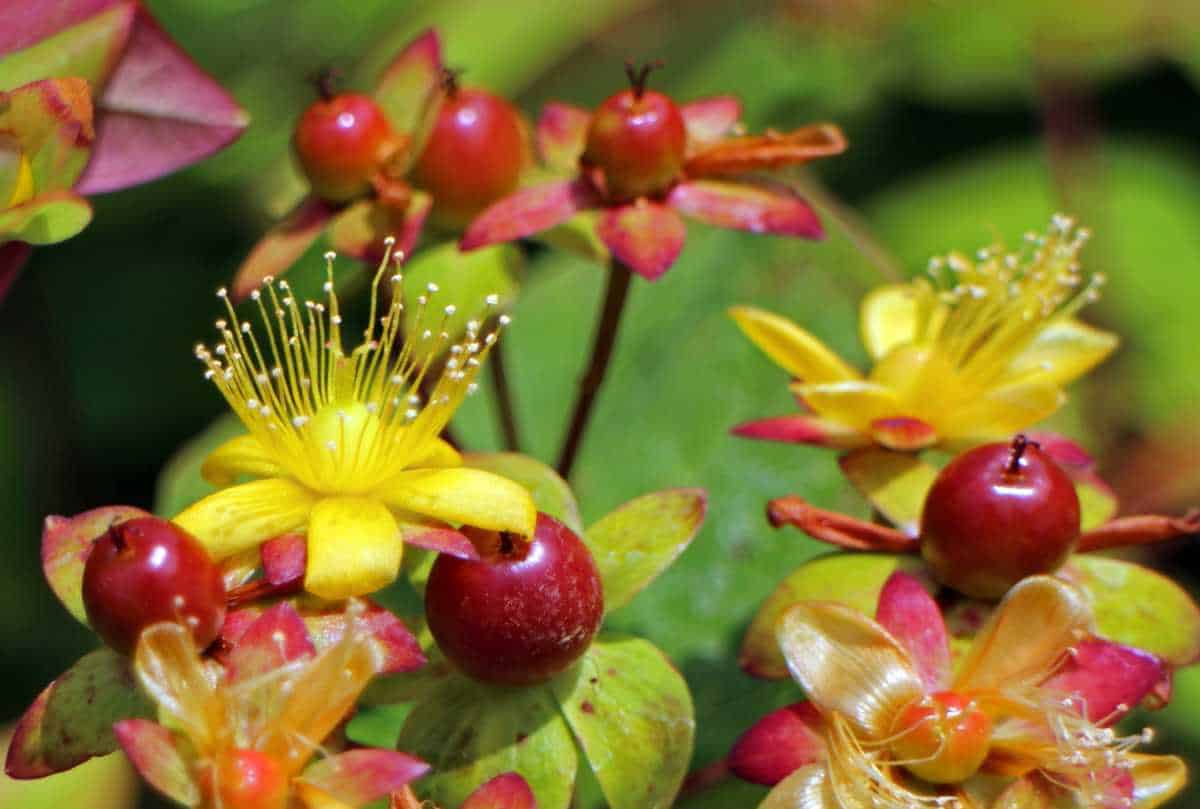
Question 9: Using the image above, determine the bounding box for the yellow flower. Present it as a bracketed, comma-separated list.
[731, 215, 1117, 452]
[174, 246, 537, 600]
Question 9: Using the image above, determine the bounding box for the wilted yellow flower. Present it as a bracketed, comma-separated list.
[174, 245, 536, 599]
[731, 215, 1117, 452]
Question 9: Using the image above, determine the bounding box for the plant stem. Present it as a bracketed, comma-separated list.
[789, 168, 903, 283]
[489, 341, 521, 451]
[555, 259, 634, 479]
[676, 757, 730, 804]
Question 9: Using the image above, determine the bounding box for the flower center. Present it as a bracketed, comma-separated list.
[889, 691, 992, 785]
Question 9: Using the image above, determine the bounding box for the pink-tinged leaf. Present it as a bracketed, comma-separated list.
[875, 572, 950, 691]
[112, 719, 199, 806]
[0, 0, 124, 54]
[0, 190, 92, 245]
[224, 602, 316, 684]
[595, 201, 686, 281]
[74, 9, 248, 194]
[461, 772, 539, 809]
[374, 28, 443, 167]
[1, 78, 94, 192]
[869, 417, 937, 451]
[1029, 432, 1095, 470]
[683, 123, 847, 177]
[0, 4, 133, 91]
[329, 193, 430, 265]
[262, 532, 307, 586]
[460, 179, 599, 251]
[728, 702, 824, 786]
[42, 505, 149, 625]
[668, 180, 822, 239]
[305, 601, 426, 675]
[731, 414, 867, 448]
[680, 96, 741, 149]
[5, 648, 153, 777]
[1041, 640, 1168, 724]
[231, 198, 333, 302]
[0, 240, 31, 302]
[536, 102, 589, 174]
[400, 522, 479, 560]
[299, 749, 430, 805]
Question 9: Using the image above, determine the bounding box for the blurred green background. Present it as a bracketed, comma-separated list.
[4, 0, 1200, 805]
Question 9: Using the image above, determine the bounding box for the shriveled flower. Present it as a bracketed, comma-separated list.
[173, 245, 537, 600]
[114, 602, 429, 809]
[734, 573, 1185, 808]
[731, 215, 1117, 452]
[461, 76, 846, 280]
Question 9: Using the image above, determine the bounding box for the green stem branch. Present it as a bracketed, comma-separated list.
[489, 340, 521, 452]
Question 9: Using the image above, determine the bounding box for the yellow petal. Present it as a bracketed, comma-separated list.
[937, 381, 1064, 443]
[776, 602, 924, 740]
[1129, 754, 1187, 809]
[730, 306, 861, 383]
[304, 497, 402, 600]
[408, 436, 462, 469]
[132, 623, 222, 750]
[760, 765, 837, 809]
[793, 380, 902, 433]
[173, 478, 315, 560]
[200, 434, 284, 486]
[954, 576, 1092, 691]
[859, 283, 920, 361]
[987, 777, 1052, 809]
[373, 467, 537, 536]
[1007, 318, 1119, 389]
[294, 782, 357, 809]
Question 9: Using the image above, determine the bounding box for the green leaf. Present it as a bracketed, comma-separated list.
[0, 5, 134, 92]
[344, 702, 415, 749]
[550, 635, 694, 809]
[1075, 476, 1118, 531]
[838, 448, 938, 536]
[0, 191, 92, 244]
[397, 674, 577, 809]
[401, 242, 522, 345]
[41, 505, 149, 626]
[740, 552, 927, 679]
[1059, 555, 1200, 666]
[0, 725, 139, 809]
[154, 413, 247, 517]
[7, 649, 154, 776]
[584, 489, 707, 613]
[463, 452, 582, 534]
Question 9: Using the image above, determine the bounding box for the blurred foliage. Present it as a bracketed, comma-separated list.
[4, 0, 1200, 806]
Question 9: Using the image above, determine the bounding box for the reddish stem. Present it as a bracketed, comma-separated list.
[676, 757, 730, 803]
[623, 59, 664, 100]
[490, 340, 521, 452]
[1077, 510, 1200, 552]
[767, 495, 919, 553]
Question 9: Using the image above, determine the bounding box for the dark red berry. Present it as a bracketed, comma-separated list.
[82, 517, 227, 655]
[582, 62, 686, 201]
[425, 513, 604, 685]
[920, 435, 1081, 599]
[293, 92, 396, 203]
[412, 81, 526, 228]
[208, 749, 287, 809]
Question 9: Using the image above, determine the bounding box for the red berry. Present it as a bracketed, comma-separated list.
[889, 691, 992, 783]
[209, 749, 288, 809]
[82, 517, 227, 655]
[920, 436, 1081, 599]
[412, 85, 526, 228]
[293, 92, 396, 203]
[582, 63, 686, 201]
[425, 513, 604, 685]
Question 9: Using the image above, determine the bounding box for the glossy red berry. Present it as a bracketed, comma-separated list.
[209, 749, 288, 809]
[412, 81, 526, 228]
[82, 517, 226, 655]
[890, 691, 992, 783]
[293, 91, 395, 203]
[582, 62, 686, 202]
[920, 435, 1081, 599]
[425, 512, 604, 685]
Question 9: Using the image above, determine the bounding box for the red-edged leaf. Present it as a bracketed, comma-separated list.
[668, 179, 822, 239]
[112, 719, 199, 806]
[536, 102, 589, 173]
[460, 179, 599, 250]
[595, 201, 686, 281]
[461, 772, 539, 809]
[373, 28, 443, 168]
[0, 4, 133, 92]
[224, 602, 316, 684]
[1041, 640, 1168, 724]
[400, 522, 479, 560]
[231, 197, 333, 302]
[728, 701, 824, 787]
[869, 417, 938, 451]
[731, 414, 867, 448]
[0, 0, 124, 55]
[1029, 432, 1096, 470]
[1, 78, 94, 192]
[305, 601, 426, 675]
[262, 532, 307, 586]
[680, 96, 741, 149]
[0, 240, 31, 302]
[5, 648, 153, 777]
[299, 749, 430, 804]
[329, 193, 430, 264]
[42, 505, 149, 625]
[683, 123, 847, 177]
[875, 572, 950, 691]
[74, 9, 247, 193]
